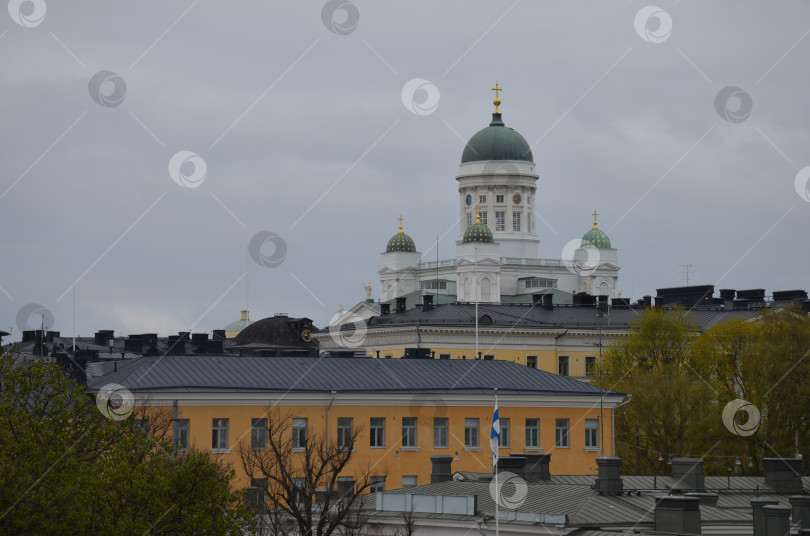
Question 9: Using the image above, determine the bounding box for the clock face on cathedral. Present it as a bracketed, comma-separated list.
[466, 194, 472, 206]
[512, 193, 522, 205]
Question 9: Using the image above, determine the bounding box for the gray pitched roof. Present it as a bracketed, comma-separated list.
[85, 355, 624, 396]
[365, 303, 760, 331]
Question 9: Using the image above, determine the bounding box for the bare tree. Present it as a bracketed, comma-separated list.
[240, 410, 377, 536]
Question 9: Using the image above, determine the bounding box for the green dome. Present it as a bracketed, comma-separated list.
[461, 113, 533, 164]
[463, 221, 494, 244]
[386, 231, 416, 252]
[582, 228, 611, 249]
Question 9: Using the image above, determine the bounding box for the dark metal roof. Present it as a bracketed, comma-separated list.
[85, 355, 624, 396]
[366, 303, 760, 331]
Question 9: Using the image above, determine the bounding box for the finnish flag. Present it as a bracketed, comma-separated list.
[490, 400, 500, 471]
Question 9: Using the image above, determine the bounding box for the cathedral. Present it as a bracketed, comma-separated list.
[378, 86, 620, 306]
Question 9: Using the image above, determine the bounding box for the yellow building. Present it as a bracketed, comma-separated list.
[87, 355, 627, 490]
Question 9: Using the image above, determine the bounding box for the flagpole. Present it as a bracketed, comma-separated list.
[474, 245, 479, 360]
[494, 387, 499, 536]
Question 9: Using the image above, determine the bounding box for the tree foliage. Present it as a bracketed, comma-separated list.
[0, 353, 253, 535]
[599, 305, 810, 475]
[240, 411, 375, 536]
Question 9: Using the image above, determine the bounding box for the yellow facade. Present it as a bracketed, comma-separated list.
[162, 394, 618, 491]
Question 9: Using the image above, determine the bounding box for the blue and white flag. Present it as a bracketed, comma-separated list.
[490, 399, 500, 471]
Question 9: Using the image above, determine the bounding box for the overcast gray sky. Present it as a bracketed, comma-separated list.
[2, 1, 809, 339]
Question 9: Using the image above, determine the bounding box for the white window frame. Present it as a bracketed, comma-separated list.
[512, 212, 521, 232]
[556, 419, 570, 448]
[585, 356, 596, 378]
[585, 419, 599, 449]
[498, 418, 510, 448]
[402, 475, 417, 488]
[370, 476, 386, 493]
[464, 418, 479, 448]
[337, 417, 353, 449]
[526, 418, 540, 449]
[480, 211, 487, 226]
[402, 417, 417, 448]
[175, 418, 189, 452]
[292, 418, 307, 450]
[212, 418, 229, 452]
[251, 418, 267, 450]
[558, 355, 570, 376]
[526, 355, 538, 369]
[495, 211, 505, 231]
[496, 194, 504, 203]
[434, 418, 448, 448]
[370, 417, 385, 448]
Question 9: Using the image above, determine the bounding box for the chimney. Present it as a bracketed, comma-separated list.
[240, 310, 249, 321]
[22, 330, 35, 342]
[423, 294, 434, 310]
[790, 496, 810, 529]
[542, 294, 553, 310]
[395, 297, 407, 314]
[763, 458, 802, 490]
[763, 505, 791, 536]
[430, 455, 453, 483]
[595, 456, 623, 495]
[654, 296, 664, 307]
[671, 458, 705, 491]
[124, 337, 143, 353]
[655, 495, 701, 535]
[522, 453, 551, 481]
[643, 295, 652, 308]
[212, 329, 226, 341]
[532, 293, 543, 306]
[500, 454, 526, 477]
[753, 498, 779, 536]
[205, 339, 224, 354]
[380, 303, 390, 315]
[177, 331, 191, 341]
[802, 300, 810, 314]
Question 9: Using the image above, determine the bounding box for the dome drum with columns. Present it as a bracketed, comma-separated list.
[377, 86, 620, 306]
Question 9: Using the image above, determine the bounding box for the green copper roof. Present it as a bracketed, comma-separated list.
[224, 318, 253, 335]
[463, 222, 494, 244]
[461, 113, 533, 164]
[386, 231, 416, 252]
[582, 228, 611, 249]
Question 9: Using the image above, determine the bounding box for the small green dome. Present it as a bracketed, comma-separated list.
[582, 228, 611, 249]
[463, 220, 494, 244]
[461, 113, 533, 164]
[386, 231, 416, 252]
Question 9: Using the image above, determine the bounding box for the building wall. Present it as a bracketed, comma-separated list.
[165, 398, 615, 491]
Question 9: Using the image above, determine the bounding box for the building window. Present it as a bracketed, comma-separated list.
[556, 419, 570, 448]
[585, 356, 596, 378]
[422, 281, 447, 290]
[558, 356, 570, 376]
[495, 211, 505, 231]
[402, 475, 417, 488]
[370, 418, 385, 447]
[212, 418, 228, 450]
[439, 353, 451, 360]
[434, 418, 448, 448]
[465, 418, 479, 447]
[174, 419, 189, 451]
[292, 418, 307, 449]
[496, 194, 504, 203]
[586, 419, 599, 449]
[512, 212, 521, 231]
[483, 354, 495, 361]
[498, 418, 510, 447]
[480, 211, 487, 226]
[479, 195, 486, 204]
[526, 418, 540, 449]
[337, 417, 353, 449]
[525, 279, 557, 289]
[251, 418, 267, 450]
[402, 417, 417, 448]
[466, 212, 472, 229]
[292, 478, 307, 504]
[526, 355, 538, 369]
[370, 476, 386, 493]
[337, 477, 355, 498]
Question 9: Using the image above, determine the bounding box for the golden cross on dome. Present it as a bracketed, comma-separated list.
[491, 83, 503, 113]
[397, 214, 404, 233]
[475, 204, 482, 224]
[592, 210, 599, 229]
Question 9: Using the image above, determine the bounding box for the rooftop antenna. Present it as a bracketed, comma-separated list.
[246, 245, 250, 317]
[678, 264, 694, 286]
[72, 283, 76, 352]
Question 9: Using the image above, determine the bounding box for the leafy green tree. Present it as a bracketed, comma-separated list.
[0, 353, 254, 535]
